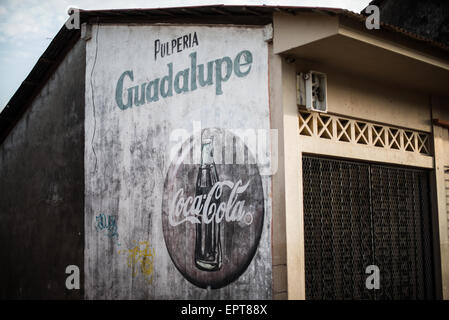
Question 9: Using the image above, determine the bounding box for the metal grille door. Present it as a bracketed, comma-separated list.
[371, 165, 434, 299]
[302, 156, 435, 300]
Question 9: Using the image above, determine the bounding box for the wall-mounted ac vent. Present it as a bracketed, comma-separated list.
[297, 71, 327, 112]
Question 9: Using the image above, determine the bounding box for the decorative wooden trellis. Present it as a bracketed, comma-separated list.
[299, 110, 432, 156]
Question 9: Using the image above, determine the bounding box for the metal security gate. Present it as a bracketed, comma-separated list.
[302, 156, 435, 300]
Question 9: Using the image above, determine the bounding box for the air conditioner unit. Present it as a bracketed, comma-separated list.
[297, 71, 327, 112]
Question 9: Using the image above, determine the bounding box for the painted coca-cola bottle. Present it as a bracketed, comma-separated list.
[194, 133, 222, 271]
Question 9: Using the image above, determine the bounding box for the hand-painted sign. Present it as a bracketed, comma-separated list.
[115, 49, 253, 110]
[154, 32, 199, 60]
[169, 179, 254, 227]
[85, 24, 271, 299]
[162, 129, 264, 289]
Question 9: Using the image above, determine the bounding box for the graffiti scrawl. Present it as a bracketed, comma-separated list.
[119, 240, 155, 284]
[95, 213, 120, 245]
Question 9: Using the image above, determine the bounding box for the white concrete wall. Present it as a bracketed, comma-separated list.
[84, 23, 272, 299]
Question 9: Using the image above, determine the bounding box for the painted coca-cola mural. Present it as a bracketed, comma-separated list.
[162, 129, 264, 289]
[84, 23, 271, 299]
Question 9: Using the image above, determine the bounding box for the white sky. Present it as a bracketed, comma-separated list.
[0, 0, 371, 111]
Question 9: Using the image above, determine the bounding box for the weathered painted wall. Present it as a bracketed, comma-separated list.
[0, 39, 85, 299]
[269, 44, 288, 300]
[84, 24, 272, 299]
[431, 96, 449, 299]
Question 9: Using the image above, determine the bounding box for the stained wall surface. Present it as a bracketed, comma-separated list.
[84, 24, 273, 299]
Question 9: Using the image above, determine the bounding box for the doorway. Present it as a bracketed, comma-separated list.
[302, 155, 435, 299]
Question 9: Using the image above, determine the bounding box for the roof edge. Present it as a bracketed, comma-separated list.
[1, 5, 448, 146]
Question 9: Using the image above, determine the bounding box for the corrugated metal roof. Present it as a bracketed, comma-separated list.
[1, 5, 448, 145]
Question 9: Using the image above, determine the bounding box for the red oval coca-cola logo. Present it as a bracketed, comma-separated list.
[161, 128, 265, 289]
